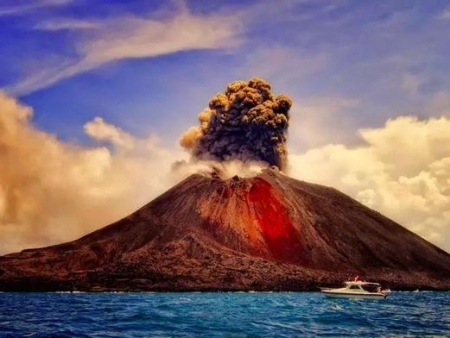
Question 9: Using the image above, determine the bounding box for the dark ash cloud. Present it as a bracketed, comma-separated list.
[180, 78, 292, 170]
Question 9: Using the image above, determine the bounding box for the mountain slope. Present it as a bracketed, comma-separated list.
[1, 169, 449, 291]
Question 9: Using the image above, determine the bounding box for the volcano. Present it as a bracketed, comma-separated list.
[1, 168, 450, 291]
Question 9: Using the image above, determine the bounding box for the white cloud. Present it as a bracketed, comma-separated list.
[33, 19, 99, 31]
[84, 117, 135, 151]
[7, 8, 243, 95]
[289, 115, 450, 253]
[0, 91, 189, 254]
[0, 0, 71, 16]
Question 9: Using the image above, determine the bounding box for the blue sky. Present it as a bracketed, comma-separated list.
[1, 0, 450, 149]
[2, 0, 450, 253]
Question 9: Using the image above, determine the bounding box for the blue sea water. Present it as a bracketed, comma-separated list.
[0, 292, 449, 337]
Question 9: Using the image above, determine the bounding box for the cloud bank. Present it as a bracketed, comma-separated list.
[0, 91, 187, 254]
[289, 116, 450, 253]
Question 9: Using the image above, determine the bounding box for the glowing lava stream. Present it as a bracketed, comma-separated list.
[247, 178, 303, 263]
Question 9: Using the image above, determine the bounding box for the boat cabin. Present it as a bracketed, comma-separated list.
[344, 281, 381, 293]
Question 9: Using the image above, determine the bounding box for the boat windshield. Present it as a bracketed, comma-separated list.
[361, 284, 381, 292]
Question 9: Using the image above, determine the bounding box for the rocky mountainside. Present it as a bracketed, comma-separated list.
[1, 168, 450, 291]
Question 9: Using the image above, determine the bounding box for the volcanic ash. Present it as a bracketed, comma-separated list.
[180, 78, 292, 171]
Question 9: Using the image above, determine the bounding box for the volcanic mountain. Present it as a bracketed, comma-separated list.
[1, 168, 450, 291]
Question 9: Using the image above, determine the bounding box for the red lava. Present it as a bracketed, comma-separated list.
[248, 178, 302, 262]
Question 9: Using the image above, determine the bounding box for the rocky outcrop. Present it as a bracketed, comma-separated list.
[1, 169, 449, 291]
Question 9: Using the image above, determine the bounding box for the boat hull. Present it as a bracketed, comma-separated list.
[322, 291, 387, 299]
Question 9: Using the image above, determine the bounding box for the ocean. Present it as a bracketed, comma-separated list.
[0, 292, 449, 337]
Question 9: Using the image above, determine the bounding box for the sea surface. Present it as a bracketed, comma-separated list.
[0, 292, 449, 337]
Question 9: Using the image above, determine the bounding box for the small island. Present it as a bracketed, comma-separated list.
[1, 169, 449, 292]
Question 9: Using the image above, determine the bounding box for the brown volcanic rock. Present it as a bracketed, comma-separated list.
[1, 168, 450, 291]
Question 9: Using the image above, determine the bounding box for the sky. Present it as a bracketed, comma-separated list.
[1, 0, 450, 254]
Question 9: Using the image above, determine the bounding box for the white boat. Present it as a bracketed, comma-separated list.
[321, 281, 388, 299]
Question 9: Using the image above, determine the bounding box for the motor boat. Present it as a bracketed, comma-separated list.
[320, 281, 388, 299]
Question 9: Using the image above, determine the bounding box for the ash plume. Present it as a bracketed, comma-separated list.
[180, 78, 292, 171]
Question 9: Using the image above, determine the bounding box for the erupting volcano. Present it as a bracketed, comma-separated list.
[1, 78, 450, 291]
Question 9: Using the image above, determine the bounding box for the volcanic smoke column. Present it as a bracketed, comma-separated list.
[180, 78, 292, 171]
